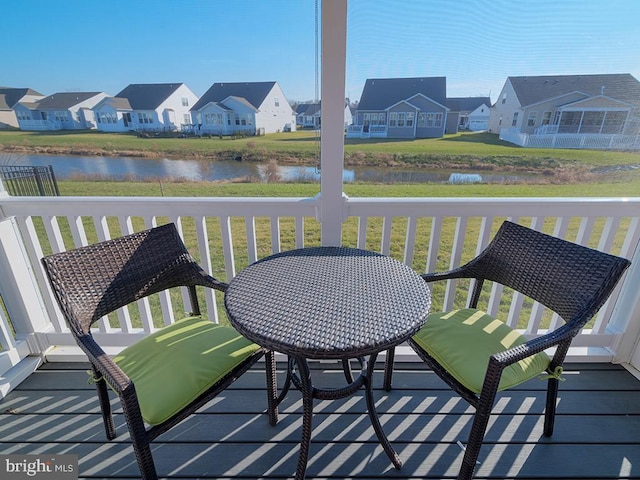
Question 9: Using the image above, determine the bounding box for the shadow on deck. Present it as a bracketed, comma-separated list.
[1, 361, 639, 479]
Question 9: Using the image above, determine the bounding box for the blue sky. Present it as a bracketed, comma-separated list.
[2, 1, 639, 104]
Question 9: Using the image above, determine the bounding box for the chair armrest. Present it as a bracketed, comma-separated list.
[193, 269, 228, 292]
[422, 265, 473, 283]
[76, 333, 133, 395]
[491, 322, 580, 367]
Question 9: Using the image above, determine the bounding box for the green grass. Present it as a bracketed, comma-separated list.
[56, 177, 640, 198]
[3, 131, 638, 332]
[47, 180, 637, 332]
[2, 130, 640, 169]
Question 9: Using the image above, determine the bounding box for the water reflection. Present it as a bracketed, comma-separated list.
[1, 153, 529, 184]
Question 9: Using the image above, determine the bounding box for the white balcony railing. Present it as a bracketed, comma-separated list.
[1, 191, 639, 398]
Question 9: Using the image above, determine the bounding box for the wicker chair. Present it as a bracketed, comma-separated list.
[41, 223, 278, 480]
[383, 221, 631, 480]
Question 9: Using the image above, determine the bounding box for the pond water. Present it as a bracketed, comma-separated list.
[1, 153, 532, 184]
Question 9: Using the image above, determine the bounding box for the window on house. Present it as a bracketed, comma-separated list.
[425, 112, 443, 127]
[397, 112, 406, 127]
[274, 97, 280, 107]
[183, 114, 191, 124]
[512, 112, 519, 127]
[389, 112, 397, 127]
[542, 111, 552, 125]
[138, 112, 154, 124]
[417, 112, 426, 127]
[54, 111, 68, 122]
[181, 97, 189, 107]
[406, 112, 414, 127]
[235, 114, 241, 125]
[527, 112, 537, 127]
[601, 111, 627, 134]
[502, 93, 507, 104]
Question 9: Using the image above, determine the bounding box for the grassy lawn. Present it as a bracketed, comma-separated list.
[3, 131, 638, 329]
[2, 130, 640, 170]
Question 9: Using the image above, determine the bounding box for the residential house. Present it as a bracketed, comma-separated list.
[446, 97, 491, 133]
[295, 101, 353, 129]
[190, 81, 296, 136]
[347, 77, 449, 139]
[0, 87, 44, 129]
[93, 83, 198, 133]
[489, 73, 640, 149]
[14, 91, 107, 131]
[296, 102, 321, 128]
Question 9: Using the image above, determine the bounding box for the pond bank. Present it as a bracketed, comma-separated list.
[0, 142, 592, 179]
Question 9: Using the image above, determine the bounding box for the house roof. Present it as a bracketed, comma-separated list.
[0, 87, 43, 109]
[115, 83, 185, 110]
[296, 102, 321, 115]
[509, 74, 640, 107]
[106, 97, 133, 110]
[357, 77, 447, 111]
[192, 81, 277, 111]
[225, 95, 259, 111]
[447, 97, 491, 112]
[36, 92, 103, 109]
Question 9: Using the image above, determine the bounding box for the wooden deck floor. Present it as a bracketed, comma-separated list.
[1, 360, 639, 479]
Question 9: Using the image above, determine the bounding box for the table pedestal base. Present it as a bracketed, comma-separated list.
[278, 353, 402, 480]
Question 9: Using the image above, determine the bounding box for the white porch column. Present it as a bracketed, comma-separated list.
[320, 0, 348, 246]
[0, 189, 52, 353]
[612, 235, 640, 374]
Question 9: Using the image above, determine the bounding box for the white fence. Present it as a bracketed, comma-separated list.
[1, 194, 639, 394]
[500, 128, 640, 150]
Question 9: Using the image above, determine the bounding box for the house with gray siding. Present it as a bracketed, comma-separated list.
[347, 77, 449, 139]
[15, 92, 107, 131]
[0, 87, 44, 129]
[190, 81, 296, 135]
[93, 83, 198, 133]
[490, 74, 640, 149]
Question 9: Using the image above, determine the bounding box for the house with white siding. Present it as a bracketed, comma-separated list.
[93, 83, 198, 133]
[295, 101, 352, 129]
[0, 87, 44, 129]
[446, 97, 491, 133]
[190, 81, 296, 136]
[15, 92, 107, 131]
[489, 73, 640, 149]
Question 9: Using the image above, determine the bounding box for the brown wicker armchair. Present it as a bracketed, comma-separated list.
[41, 223, 278, 480]
[383, 221, 630, 480]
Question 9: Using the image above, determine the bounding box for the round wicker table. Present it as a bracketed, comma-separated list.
[224, 246, 431, 479]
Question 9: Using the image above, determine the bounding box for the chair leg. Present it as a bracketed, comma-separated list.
[544, 377, 559, 437]
[92, 366, 117, 440]
[265, 350, 279, 426]
[121, 391, 158, 480]
[458, 404, 492, 480]
[383, 347, 395, 391]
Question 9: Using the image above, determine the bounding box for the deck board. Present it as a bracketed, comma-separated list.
[1, 361, 639, 479]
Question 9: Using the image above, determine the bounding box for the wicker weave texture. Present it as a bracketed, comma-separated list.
[225, 246, 431, 359]
[387, 221, 631, 480]
[41, 223, 275, 480]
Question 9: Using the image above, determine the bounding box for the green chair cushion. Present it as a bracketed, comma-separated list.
[412, 308, 551, 394]
[113, 316, 260, 425]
